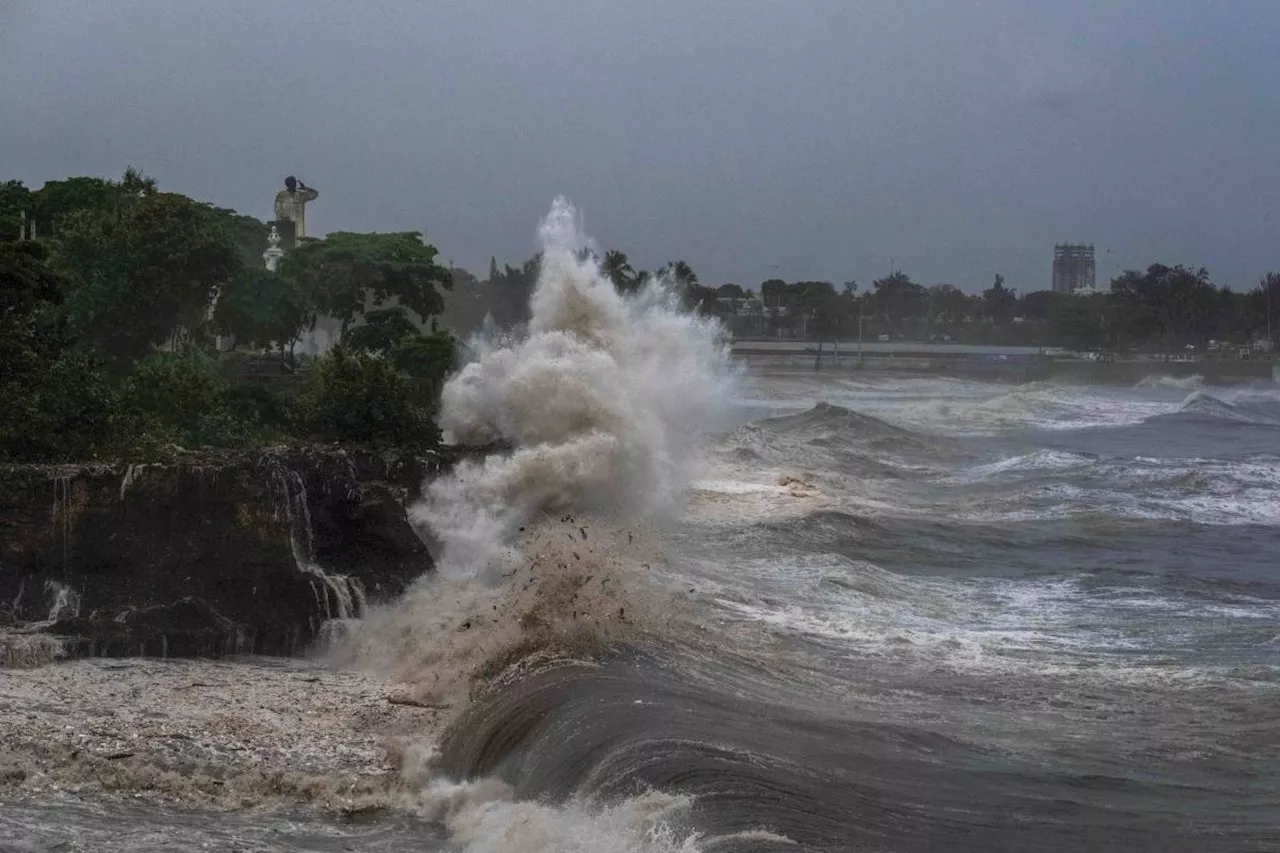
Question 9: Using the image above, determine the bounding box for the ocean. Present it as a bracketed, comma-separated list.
[3, 201, 1277, 851]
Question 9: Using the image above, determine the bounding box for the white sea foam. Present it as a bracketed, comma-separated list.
[409, 773, 704, 853]
[1135, 374, 1205, 390]
[958, 457, 1280, 525]
[707, 553, 1280, 684]
[418, 196, 734, 579]
[339, 198, 735, 850]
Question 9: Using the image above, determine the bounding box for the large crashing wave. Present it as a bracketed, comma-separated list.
[419, 196, 733, 578]
[332, 197, 734, 850]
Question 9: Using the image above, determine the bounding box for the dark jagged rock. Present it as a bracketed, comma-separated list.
[0, 446, 464, 659]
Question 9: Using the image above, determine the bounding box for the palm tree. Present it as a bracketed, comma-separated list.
[601, 249, 636, 293]
[665, 260, 698, 288]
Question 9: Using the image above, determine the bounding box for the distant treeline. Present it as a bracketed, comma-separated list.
[586, 250, 1278, 353]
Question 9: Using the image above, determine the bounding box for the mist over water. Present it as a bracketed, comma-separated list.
[321, 198, 737, 852]
[419, 196, 734, 579]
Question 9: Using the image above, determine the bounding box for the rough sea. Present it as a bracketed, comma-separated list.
[4, 202, 1277, 852]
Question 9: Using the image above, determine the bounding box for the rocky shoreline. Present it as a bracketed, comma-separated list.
[0, 445, 473, 662]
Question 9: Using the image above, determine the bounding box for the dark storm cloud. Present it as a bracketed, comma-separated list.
[2, 0, 1278, 292]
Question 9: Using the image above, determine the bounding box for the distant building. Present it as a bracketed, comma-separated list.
[1052, 243, 1095, 294]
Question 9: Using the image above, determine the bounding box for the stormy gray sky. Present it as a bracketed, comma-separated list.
[3, 1, 1277, 293]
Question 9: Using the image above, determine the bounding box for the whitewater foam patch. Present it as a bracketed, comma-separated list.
[1136, 374, 1206, 390]
[412, 778, 703, 853]
[421, 196, 733, 578]
[333, 197, 736, 850]
[957, 457, 1280, 525]
[706, 554, 1280, 684]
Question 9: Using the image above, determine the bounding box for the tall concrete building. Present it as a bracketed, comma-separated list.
[1052, 243, 1095, 294]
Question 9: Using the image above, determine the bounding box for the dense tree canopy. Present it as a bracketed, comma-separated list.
[211, 265, 308, 352]
[278, 230, 452, 335]
[56, 189, 240, 359]
[871, 272, 928, 331]
[0, 170, 457, 460]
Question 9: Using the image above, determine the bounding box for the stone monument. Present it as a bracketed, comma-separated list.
[262, 225, 285, 271]
[273, 175, 319, 242]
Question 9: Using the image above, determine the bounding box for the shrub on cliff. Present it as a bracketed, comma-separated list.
[342, 305, 458, 399]
[0, 353, 120, 461]
[115, 352, 278, 452]
[0, 240, 120, 461]
[291, 346, 440, 448]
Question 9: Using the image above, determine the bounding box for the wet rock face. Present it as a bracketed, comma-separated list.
[0, 447, 450, 658]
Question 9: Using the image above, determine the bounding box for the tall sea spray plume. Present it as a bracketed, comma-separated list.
[417, 195, 735, 578]
[327, 197, 735, 850]
[334, 196, 733, 709]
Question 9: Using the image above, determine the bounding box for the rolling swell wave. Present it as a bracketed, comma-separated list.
[713, 402, 960, 482]
[432, 638, 1276, 852]
[1168, 389, 1280, 426]
[330, 203, 1278, 850]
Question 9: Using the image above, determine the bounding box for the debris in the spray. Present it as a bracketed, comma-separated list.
[386, 695, 450, 710]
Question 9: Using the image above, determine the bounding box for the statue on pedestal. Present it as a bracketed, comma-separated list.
[263, 225, 285, 271]
[273, 175, 319, 241]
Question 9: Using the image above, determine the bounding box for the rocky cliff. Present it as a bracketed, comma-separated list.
[0, 447, 455, 659]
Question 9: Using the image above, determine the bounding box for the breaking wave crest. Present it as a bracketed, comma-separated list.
[1172, 389, 1280, 426]
[1135, 374, 1205, 390]
[336, 197, 736, 850]
[420, 196, 733, 578]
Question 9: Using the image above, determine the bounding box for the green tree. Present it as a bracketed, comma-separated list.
[1050, 293, 1112, 351]
[659, 260, 698, 290]
[601, 249, 637, 293]
[1253, 273, 1279, 344]
[870, 272, 927, 332]
[1019, 290, 1065, 322]
[391, 330, 457, 399]
[760, 278, 788, 307]
[485, 254, 540, 328]
[982, 274, 1018, 325]
[278, 231, 452, 336]
[343, 305, 421, 353]
[211, 265, 308, 352]
[1110, 264, 1217, 350]
[56, 190, 239, 359]
[788, 282, 841, 340]
[30, 176, 119, 234]
[0, 240, 119, 460]
[206, 205, 270, 267]
[0, 180, 31, 242]
[928, 284, 973, 328]
[117, 351, 256, 449]
[293, 346, 439, 447]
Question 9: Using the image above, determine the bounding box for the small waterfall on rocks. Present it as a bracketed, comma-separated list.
[268, 464, 367, 625]
[51, 475, 73, 574]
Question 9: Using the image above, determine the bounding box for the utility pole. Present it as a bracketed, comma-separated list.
[858, 305, 864, 367]
[1268, 275, 1273, 352]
